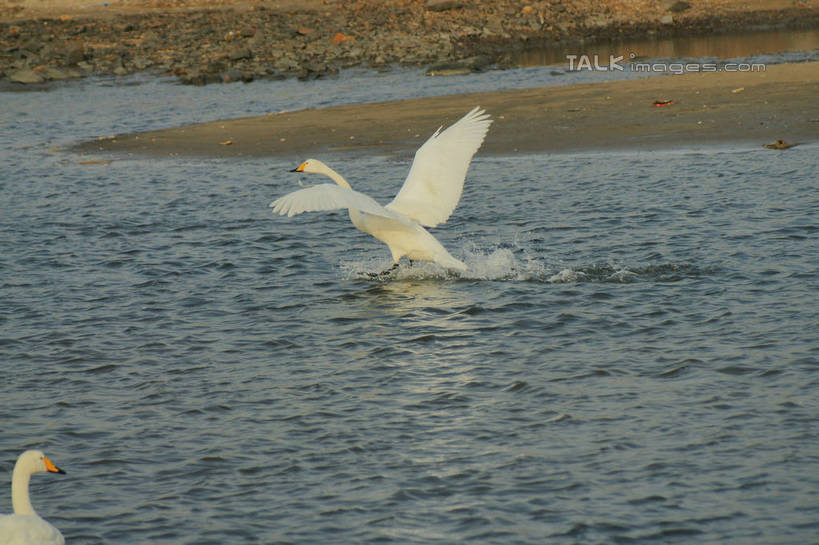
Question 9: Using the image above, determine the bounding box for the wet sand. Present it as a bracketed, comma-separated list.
[74, 61, 819, 158]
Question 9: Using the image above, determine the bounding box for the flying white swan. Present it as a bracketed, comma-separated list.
[0, 450, 66, 545]
[270, 106, 492, 274]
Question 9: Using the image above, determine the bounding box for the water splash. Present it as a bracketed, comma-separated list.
[340, 247, 704, 284]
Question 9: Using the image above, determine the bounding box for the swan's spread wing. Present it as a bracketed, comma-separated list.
[386, 106, 492, 227]
[271, 184, 407, 222]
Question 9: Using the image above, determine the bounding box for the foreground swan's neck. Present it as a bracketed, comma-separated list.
[11, 463, 36, 516]
[316, 162, 352, 189]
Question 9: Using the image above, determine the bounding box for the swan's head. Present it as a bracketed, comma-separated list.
[16, 450, 66, 476]
[291, 159, 328, 175]
[289, 158, 350, 188]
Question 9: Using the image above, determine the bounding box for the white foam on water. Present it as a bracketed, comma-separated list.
[339, 244, 701, 284]
[340, 246, 557, 282]
[548, 268, 588, 283]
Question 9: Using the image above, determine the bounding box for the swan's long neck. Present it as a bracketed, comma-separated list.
[318, 164, 352, 189]
[313, 161, 362, 226]
[11, 463, 36, 516]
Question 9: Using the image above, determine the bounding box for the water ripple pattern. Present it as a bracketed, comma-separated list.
[1, 72, 818, 545]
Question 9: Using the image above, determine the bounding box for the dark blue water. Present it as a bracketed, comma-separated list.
[1, 65, 818, 545]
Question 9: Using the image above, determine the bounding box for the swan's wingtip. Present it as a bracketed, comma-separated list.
[465, 105, 492, 126]
[270, 200, 288, 216]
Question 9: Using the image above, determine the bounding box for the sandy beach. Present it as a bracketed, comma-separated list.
[5, 0, 817, 155]
[73, 60, 819, 157]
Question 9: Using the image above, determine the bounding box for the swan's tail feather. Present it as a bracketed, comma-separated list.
[437, 254, 468, 272]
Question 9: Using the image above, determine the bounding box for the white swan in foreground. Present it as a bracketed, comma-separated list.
[270, 106, 492, 274]
[0, 451, 65, 545]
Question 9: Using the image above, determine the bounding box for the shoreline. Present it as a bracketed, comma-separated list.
[3, 0, 819, 85]
[72, 61, 819, 158]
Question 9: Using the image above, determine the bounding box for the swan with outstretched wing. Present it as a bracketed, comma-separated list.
[270, 106, 492, 274]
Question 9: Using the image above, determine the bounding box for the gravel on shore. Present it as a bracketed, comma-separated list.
[2, 0, 818, 85]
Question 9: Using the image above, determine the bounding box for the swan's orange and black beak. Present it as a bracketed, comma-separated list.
[44, 456, 66, 475]
[290, 162, 306, 173]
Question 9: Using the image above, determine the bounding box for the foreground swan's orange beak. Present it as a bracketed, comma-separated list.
[44, 456, 66, 475]
[290, 162, 306, 173]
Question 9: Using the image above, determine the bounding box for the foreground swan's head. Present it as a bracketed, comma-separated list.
[15, 451, 65, 480]
[8, 450, 65, 516]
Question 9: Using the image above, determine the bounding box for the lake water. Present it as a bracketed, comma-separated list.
[1, 55, 818, 544]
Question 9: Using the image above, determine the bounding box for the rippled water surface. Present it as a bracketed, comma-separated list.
[1, 65, 818, 545]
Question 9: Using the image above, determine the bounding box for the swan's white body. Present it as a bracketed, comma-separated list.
[0, 451, 65, 545]
[271, 106, 492, 272]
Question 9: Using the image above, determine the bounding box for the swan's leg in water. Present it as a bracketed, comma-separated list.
[367, 262, 400, 279]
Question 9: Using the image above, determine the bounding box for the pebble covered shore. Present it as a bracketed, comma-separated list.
[2, 0, 818, 85]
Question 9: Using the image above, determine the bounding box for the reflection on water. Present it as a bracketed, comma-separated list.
[514, 27, 819, 66]
[368, 280, 460, 312]
[326, 277, 465, 317]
